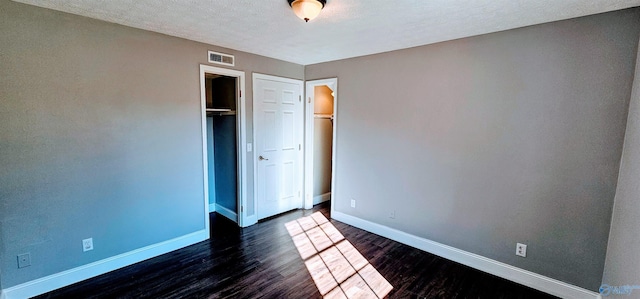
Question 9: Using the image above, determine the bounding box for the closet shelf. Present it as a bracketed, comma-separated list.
[314, 114, 333, 120]
[206, 108, 236, 116]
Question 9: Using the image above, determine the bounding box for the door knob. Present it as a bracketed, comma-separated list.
[259, 155, 269, 161]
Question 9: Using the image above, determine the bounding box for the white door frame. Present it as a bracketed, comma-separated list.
[304, 78, 338, 210]
[199, 65, 252, 227]
[252, 73, 305, 219]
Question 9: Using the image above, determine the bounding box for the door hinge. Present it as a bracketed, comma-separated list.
[308, 97, 311, 103]
[239, 90, 242, 98]
[299, 144, 301, 150]
[298, 191, 301, 197]
[299, 95, 302, 102]
[241, 206, 243, 213]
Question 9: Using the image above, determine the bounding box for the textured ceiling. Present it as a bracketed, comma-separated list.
[13, 0, 640, 65]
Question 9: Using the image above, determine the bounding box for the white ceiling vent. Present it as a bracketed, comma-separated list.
[208, 51, 235, 66]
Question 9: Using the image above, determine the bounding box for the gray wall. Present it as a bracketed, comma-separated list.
[0, 0, 302, 289]
[603, 37, 640, 295]
[306, 9, 640, 290]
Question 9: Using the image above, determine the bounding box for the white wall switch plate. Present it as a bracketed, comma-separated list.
[350, 199, 356, 208]
[247, 143, 252, 152]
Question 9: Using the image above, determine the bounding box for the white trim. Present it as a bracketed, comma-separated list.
[199, 65, 252, 227]
[304, 78, 338, 210]
[1, 230, 207, 299]
[199, 66, 212, 234]
[243, 209, 257, 227]
[329, 80, 338, 214]
[313, 192, 331, 205]
[1, 289, 6, 299]
[331, 211, 601, 299]
[236, 71, 250, 227]
[251, 74, 258, 221]
[215, 204, 238, 222]
[304, 82, 314, 209]
[208, 203, 216, 213]
[252, 73, 305, 220]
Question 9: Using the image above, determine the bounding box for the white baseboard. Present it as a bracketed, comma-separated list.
[209, 203, 216, 213]
[331, 211, 601, 299]
[1, 230, 208, 299]
[313, 192, 331, 205]
[215, 204, 237, 223]
[1, 289, 6, 299]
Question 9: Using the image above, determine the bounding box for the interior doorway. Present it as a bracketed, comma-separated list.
[199, 65, 253, 228]
[304, 78, 338, 210]
[205, 73, 238, 222]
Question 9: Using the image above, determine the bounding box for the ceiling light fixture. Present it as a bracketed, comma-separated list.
[288, 0, 326, 23]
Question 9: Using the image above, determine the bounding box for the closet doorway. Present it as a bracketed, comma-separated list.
[304, 78, 338, 210]
[199, 65, 253, 228]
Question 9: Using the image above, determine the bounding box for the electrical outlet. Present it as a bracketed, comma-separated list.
[516, 243, 527, 257]
[389, 210, 396, 219]
[350, 199, 356, 208]
[83, 238, 94, 252]
[17, 253, 31, 268]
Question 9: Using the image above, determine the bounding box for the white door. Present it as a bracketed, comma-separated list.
[253, 74, 304, 220]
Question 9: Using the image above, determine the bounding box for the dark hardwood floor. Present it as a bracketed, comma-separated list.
[36, 202, 557, 298]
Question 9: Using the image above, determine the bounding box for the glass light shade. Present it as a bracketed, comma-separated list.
[290, 0, 324, 22]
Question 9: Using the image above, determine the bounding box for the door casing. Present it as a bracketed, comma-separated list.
[199, 65, 252, 227]
[304, 78, 338, 210]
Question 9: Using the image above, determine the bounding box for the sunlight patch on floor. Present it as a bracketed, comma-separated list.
[285, 212, 393, 298]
